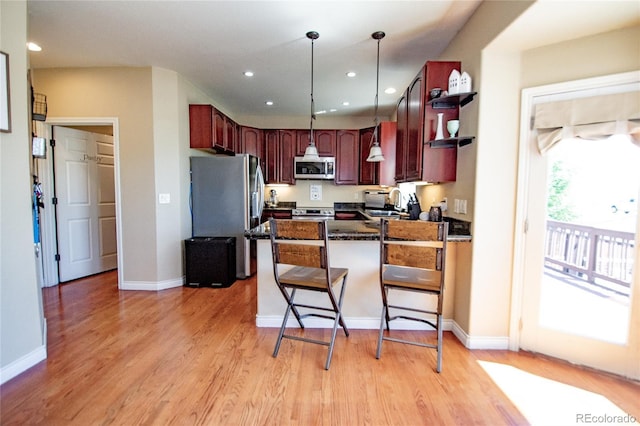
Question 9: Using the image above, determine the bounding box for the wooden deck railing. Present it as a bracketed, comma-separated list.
[545, 220, 635, 290]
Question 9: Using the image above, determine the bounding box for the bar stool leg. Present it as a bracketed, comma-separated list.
[376, 304, 387, 359]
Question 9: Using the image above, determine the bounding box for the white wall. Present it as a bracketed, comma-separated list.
[436, 0, 639, 342]
[0, 0, 47, 383]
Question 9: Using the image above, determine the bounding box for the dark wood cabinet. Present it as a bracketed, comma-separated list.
[395, 93, 407, 182]
[240, 126, 263, 158]
[334, 130, 359, 185]
[223, 115, 236, 152]
[395, 68, 425, 182]
[213, 109, 227, 152]
[359, 127, 376, 185]
[378, 122, 397, 186]
[264, 130, 295, 184]
[296, 130, 336, 156]
[261, 209, 292, 223]
[189, 104, 215, 150]
[316, 130, 336, 156]
[189, 104, 235, 154]
[405, 68, 425, 181]
[394, 61, 462, 183]
[358, 122, 396, 186]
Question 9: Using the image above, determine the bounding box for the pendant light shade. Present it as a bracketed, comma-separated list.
[302, 31, 321, 161]
[367, 31, 386, 162]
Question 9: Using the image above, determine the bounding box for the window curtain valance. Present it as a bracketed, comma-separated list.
[533, 91, 640, 154]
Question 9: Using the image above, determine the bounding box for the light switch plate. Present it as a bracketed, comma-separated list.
[159, 193, 171, 204]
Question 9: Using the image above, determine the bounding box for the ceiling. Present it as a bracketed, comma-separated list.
[26, 1, 640, 121]
[26, 0, 482, 119]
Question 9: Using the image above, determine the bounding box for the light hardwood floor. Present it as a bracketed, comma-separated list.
[1, 270, 638, 425]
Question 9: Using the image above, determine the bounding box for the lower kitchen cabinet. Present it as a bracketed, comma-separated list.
[260, 209, 292, 223]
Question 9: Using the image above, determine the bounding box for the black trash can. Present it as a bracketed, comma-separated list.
[184, 237, 236, 288]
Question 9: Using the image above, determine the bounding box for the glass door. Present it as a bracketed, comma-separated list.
[520, 133, 639, 378]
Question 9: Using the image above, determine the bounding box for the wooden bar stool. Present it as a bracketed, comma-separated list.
[375, 219, 449, 372]
[268, 218, 349, 370]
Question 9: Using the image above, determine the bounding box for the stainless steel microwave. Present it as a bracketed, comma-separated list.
[294, 157, 335, 180]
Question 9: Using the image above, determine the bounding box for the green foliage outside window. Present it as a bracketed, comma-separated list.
[547, 160, 577, 222]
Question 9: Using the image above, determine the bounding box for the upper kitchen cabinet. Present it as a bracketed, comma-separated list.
[394, 61, 462, 183]
[334, 130, 359, 185]
[239, 126, 263, 158]
[189, 104, 215, 150]
[359, 127, 376, 185]
[264, 130, 295, 184]
[395, 92, 407, 183]
[295, 130, 336, 156]
[359, 122, 396, 186]
[189, 104, 235, 154]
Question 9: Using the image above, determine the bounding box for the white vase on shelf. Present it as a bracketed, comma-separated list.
[435, 113, 444, 140]
[447, 119, 459, 138]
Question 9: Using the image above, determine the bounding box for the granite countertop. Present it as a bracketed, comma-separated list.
[263, 201, 296, 210]
[245, 218, 472, 242]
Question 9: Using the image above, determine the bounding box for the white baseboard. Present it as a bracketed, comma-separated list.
[256, 315, 509, 350]
[119, 277, 183, 291]
[0, 345, 47, 385]
[451, 322, 510, 349]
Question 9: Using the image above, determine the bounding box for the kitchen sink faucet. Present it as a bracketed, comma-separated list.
[389, 188, 402, 210]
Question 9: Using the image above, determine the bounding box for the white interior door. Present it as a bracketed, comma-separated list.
[518, 77, 640, 379]
[54, 126, 117, 282]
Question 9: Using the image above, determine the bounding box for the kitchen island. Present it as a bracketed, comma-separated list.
[245, 219, 471, 330]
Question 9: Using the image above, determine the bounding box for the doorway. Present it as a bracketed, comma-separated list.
[513, 72, 640, 379]
[37, 118, 122, 287]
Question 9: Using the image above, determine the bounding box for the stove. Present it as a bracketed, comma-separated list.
[291, 207, 335, 219]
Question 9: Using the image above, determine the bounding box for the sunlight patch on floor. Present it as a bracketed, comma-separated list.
[478, 361, 636, 425]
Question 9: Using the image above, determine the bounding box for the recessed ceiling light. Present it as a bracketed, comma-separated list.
[342, 101, 349, 106]
[316, 110, 327, 115]
[265, 101, 273, 106]
[384, 87, 396, 94]
[329, 108, 337, 112]
[346, 71, 356, 78]
[27, 42, 42, 52]
[244, 71, 254, 77]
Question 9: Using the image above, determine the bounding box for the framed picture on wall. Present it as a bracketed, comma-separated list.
[0, 51, 10, 133]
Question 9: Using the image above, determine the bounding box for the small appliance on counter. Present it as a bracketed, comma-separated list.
[428, 205, 443, 222]
[267, 189, 278, 208]
[364, 190, 393, 210]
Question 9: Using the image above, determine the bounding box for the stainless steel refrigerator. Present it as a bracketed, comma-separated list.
[190, 155, 264, 278]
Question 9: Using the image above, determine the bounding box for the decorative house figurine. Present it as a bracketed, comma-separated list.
[448, 69, 460, 95]
[460, 72, 472, 93]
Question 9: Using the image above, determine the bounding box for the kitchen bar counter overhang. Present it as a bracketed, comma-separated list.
[245, 219, 472, 242]
[246, 219, 471, 334]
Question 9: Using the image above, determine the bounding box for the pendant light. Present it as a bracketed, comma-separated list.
[302, 31, 321, 161]
[367, 31, 386, 162]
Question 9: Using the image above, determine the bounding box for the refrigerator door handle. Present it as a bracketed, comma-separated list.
[255, 164, 265, 221]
